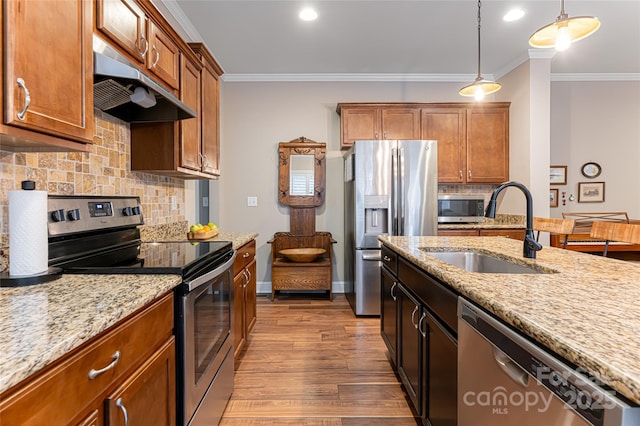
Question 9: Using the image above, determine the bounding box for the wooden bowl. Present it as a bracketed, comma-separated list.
[187, 229, 219, 240]
[279, 248, 326, 263]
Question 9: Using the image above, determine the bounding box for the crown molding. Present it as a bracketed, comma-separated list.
[551, 73, 640, 82]
[220, 73, 489, 83]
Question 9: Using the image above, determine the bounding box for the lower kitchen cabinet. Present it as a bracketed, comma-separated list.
[233, 239, 257, 363]
[0, 292, 175, 425]
[381, 246, 458, 426]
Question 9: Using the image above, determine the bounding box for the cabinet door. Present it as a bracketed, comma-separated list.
[341, 107, 380, 148]
[421, 108, 466, 183]
[397, 284, 423, 415]
[424, 313, 457, 426]
[466, 106, 509, 183]
[179, 56, 202, 171]
[380, 267, 398, 367]
[105, 338, 176, 426]
[381, 108, 420, 140]
[244, 259, 257, 334]
[5, 0, 94, 142]
[233, 270, 247, 360]
[201, 64, 221, 176]
[147, 21, 180, 90]
[96, 0, 146, 63]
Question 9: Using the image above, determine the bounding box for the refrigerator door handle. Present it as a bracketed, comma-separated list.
[362, 253, 382, 261]
[399, 146, 405, 236]
[391, 147, 398, 235]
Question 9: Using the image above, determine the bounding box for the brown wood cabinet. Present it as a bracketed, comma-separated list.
[1, 0, 94, 151]
[421, 103, 510, 184]
[96, 0, 180, 90]
[0, 292, 175, 425]
[438, 228, 525, 240]
[337, 104, 421, 149]
[130, 43, 223, 179]
[233, 240, 257, 363]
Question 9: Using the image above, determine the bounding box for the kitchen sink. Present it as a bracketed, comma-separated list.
[421, 250, 555, 274]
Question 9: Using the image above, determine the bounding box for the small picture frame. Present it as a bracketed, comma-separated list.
[578, 182, 605, 203]
[550, 188, 559, 207]
[550, 165, 567, 185]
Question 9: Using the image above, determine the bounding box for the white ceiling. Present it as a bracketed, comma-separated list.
[159, 1, 640, 81]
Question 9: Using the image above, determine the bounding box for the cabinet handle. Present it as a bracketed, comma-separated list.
[459, 170, 463, 180]
[411, 305, 419, 329]
[390, 282, 397, 301]
[138, 35, 149, 59]
[202, 154, 209, 168]
[88, 350, 120, 380]
[375, 132, 379, 139]
[152, 46, 160, 68]
[383, 255, 391, 262]
[468, 169, 472, 179]
[116, 398, 130, 426]
[418, 312, 427, 337]
[243, 252, 250, 258]
[244, 268, 252, 287]
[16, 78, 31, 120]
[383, 132, 387, 139]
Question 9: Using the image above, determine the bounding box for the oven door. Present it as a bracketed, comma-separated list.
[179, 253, 236, 425]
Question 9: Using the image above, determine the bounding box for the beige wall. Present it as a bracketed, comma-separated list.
[0, 111, 186, 249]
[550, 81, 640, 218]
[213, 81, 502, 292]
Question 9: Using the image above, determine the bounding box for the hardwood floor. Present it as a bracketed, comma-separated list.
[220, 293, 418, 425]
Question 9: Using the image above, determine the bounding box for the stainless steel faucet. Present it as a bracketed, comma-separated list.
[485, 181, 542, 259]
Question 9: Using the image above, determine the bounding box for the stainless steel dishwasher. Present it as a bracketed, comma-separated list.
[458, 297, 640, 426]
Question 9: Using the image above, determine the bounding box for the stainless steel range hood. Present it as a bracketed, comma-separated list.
[93, 35, 196, 123]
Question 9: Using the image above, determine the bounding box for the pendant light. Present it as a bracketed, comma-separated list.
[529, 0, 600, 51]
[459, 0, 500, 101]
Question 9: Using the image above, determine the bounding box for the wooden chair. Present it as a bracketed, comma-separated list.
[589, 221, 640, 257]
[533, 217, 576, 249]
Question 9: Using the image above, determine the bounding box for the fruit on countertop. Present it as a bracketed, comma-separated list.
[187, 222, 219, 240]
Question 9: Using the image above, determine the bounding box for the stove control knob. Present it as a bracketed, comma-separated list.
[67, 208, 81, 221]
[132, 206, 141, 215]
[50, 209, 66, 222]
[122, 206, 134, 216]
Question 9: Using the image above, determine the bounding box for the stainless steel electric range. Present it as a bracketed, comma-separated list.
[47, 195, 236, 426]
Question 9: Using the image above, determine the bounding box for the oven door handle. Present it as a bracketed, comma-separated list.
[183, 252, 237, 292]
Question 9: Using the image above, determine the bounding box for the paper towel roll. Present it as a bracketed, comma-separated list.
[9, 183, 48, 277]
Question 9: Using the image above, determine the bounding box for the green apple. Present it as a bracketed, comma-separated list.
[189, 224, 198, 233]
[196, 223, 203, 229]
[208, 222, 217, 229]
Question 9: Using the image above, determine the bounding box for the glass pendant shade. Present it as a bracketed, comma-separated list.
[459, 0, 500, 99]
[529, 0, 600, 49]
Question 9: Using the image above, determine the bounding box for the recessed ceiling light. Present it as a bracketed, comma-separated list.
[299, 8, 318, 21]
[503, 8, 525, 22]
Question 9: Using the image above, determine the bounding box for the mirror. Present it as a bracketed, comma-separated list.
[278, 137, 326, 207]
[289, 155, 315, 196]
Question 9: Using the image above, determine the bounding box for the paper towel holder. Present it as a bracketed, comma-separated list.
[0, 267, 63, 287]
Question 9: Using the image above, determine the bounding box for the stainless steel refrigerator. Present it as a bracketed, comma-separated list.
[344, 139, 438, 316]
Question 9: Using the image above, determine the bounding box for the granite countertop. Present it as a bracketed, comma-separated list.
[438, 213, 526, 230]
[379, 235, 640, 405]
[138, 221, 257, 249]
[0, 274, 181, 394]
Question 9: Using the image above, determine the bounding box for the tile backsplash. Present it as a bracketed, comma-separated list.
[0, 110, 186, 248]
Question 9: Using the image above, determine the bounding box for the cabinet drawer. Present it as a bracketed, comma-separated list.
[381, 245, 398, 275]
[398, 257, 458, 334]
[234, 240, 256, 276]
[0, 293, 174, 425]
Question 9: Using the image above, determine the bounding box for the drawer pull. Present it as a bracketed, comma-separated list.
[88, 350, 120, 380]
[383, 255, 391, 262]
[243, 252, 250, 258]
[116, 398, 130, 426]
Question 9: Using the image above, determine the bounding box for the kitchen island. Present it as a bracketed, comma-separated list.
[380, 235, 640, 406]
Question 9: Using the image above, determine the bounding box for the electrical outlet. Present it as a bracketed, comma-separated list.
[202, 197, 209, 207]
[247, 196, 258, 207]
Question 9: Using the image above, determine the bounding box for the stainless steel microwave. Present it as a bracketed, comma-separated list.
[438, 194, 486, 223]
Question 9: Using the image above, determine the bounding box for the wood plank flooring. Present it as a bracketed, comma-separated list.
[220, 293, 418, 425]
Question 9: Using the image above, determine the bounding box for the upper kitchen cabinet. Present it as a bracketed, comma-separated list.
[336, 104, 421, 149]
[130, 44, 224, 179]
[421, 102, 510, 184]
[1, 0, 94, 151]
[96, 0, 180, 90]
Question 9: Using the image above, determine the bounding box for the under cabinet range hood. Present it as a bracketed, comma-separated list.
[93, 35, 196, 123]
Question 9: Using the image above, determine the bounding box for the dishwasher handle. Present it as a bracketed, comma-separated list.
[493, 347, 529, 387]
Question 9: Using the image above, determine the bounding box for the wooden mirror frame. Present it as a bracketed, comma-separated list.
[278, 136, 326, 207]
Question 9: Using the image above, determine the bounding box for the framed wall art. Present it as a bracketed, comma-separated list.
[550, 165, 567, 185]
[550, 188, 559, 207]
[578, 182, 605, 203]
